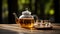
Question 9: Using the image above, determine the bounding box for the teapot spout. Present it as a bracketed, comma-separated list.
[13, 13, 18, 19]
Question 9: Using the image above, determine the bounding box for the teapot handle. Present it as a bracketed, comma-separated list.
[32, 15, 38, 22]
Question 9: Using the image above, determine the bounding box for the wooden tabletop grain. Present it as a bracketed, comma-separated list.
[0, 23, 60, 34]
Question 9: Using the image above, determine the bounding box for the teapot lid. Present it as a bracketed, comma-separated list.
[22, 8, 31, 15]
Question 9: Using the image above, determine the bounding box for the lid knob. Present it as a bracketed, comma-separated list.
[22, 8, 31, 15]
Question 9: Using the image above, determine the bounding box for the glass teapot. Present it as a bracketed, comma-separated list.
[13, 8, 38, 28]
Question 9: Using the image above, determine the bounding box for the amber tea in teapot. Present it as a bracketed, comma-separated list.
[19, 18, 34, 28]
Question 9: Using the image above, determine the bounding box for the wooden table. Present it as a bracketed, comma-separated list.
[0, 23, 60, 34]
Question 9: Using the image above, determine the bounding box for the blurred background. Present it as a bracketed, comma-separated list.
[0, 0, 60, 24]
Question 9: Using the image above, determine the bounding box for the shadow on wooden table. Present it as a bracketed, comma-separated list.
[0, 29, 19, 34]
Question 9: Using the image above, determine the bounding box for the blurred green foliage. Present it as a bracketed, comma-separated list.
[2, 0, 8, 18]
[18, 0, 54, 15]
[44, 0, 54, 15]
[2, 0, 8, 23]
[18, 0, 30, 10]
[49, 9, 54, 15]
